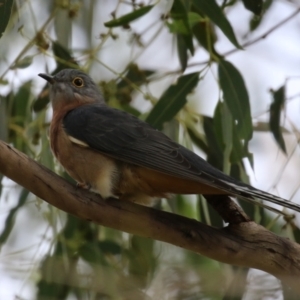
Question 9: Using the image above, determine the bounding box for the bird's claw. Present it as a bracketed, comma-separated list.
[76, 182, 91, 190]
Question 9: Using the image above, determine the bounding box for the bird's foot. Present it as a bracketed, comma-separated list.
[76, 182, 91, 190]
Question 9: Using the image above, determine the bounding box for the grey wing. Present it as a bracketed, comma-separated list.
[63, 103, 300, 213]
[63, 104, 235, 184]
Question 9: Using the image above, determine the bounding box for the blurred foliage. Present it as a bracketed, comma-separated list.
[146, 72, 199, 129]
[241, 0, 263, 15]
[104, 5, 155, 28]
[269, 86, 286, 153]
[0, 0, 300, 299]
[0, 0, 14, 38]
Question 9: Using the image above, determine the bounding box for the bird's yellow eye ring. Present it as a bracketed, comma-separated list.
[72, 77, 84, 87]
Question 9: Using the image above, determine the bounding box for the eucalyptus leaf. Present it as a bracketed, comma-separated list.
[269, 86, 286, 153]
[116, 63, 154, 104]
[128, 235, 156, 287]
[192, 0, 242, 49]
[146, 72, 199, 129]
[218, 60, 253, 142]
[98, 240, 122, 255]
[8, 81, 32, 152]
[192, 20, 220, 58]
[0, 97, 7, 142]
[216, 102, 232, 173]
[203, 116, 224, 170]
[0, 189, 29, 248]
[79, 242, 108, 265]
[0, 78, 9, 85]
[11, 56, 33, 69]
[242, 0, 263, 15]
[53, 41, 78, 70]
[104, 5, 154, 27]
[187, 127, 208, 154]
[177, 34, 188, 71]
[168, 0, 195, 70]
[0, 0, 14, 38]
[250, 0, 273, 31]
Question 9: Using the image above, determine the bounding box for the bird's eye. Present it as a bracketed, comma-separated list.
[72, 77, 84, 87]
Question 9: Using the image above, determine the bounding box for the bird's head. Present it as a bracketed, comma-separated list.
[38, 69, 105, 110]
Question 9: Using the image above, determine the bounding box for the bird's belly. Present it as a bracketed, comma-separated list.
[51, 128, 119, 199]
[49, 122, 224, 206]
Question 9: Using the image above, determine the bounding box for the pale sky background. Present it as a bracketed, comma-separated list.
[1, 0, 300, 299]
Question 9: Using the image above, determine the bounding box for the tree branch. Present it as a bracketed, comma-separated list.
[0, 140, 300, 292]
[204, 194, 251, 223]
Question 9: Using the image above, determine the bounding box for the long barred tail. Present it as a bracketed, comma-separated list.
[221, 180, 300, 215]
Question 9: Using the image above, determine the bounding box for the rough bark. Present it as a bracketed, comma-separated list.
[0, 140, 300, 292]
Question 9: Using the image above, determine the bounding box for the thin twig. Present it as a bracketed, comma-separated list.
[187, 7, 300, 69]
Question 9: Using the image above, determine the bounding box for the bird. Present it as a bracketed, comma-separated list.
[38, 68, 300, 214]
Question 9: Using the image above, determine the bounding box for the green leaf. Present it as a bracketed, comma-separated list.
[0, 78, 8, 85]
[167, 19, 190, 35]
[11, 55, 33, 69]
[52, 41, 78, 69]
[8, 81, 32, 152]
[0, 188, 29, 248]
[242, 0, 263, 15]
[192, 20, 220, 58]
[98, 240, 122, 255]
[192, 0, 241, 49]
[209, 103, 255, 216]
[218, 59, 253, 142]
[186, 127, 208, 154]
[249, 0, 273, 31]
[188, 12, 203, 27]
[215, 102, 252, 166]
[171, 194, 198, 219]
[0, 0, 14, 38]
[177, 34, 188, 71]
[32, 89, 50, 112]
[117, 64, 154, 89]
[0, 96, 8, 142]
[104, 5, 154, 27]
[11, 81, 32, 126]
[291, 223, 300, 244]
[204, 101, 252, 175]
[269, 86, 286, 153]
[200, 195, 227, 227]
[79, 242, 108, 265]
[203, 116, 224, 170]
[170, 0, 194, 55]
[146, 72, 199, 129]
[37, 255, 74, 299]
[116, 63, 154, 104]
[38, 130, 55, 170]
[128, 235, 156, 287]
[213, 101, 232, 174]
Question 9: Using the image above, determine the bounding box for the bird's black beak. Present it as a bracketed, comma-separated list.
[38, 73, 55, 84]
